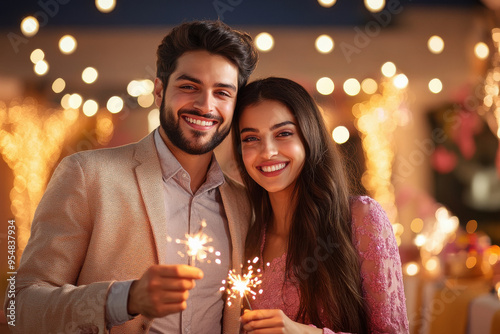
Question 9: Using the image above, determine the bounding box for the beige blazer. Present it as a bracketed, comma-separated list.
[7, 132, 251, 334]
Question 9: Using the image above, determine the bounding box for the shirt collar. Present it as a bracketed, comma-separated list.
[153, 128, 225, 189]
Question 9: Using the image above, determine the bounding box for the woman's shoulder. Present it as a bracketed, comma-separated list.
[349, 195, 392, 234]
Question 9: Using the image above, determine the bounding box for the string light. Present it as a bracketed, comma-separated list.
[59, 35, 77, 55]
[0, 99, 81, 255]
[95, 0, 116, 13]
[255, 33, 274, 52]
[316, 77, 335, 95]
[481, 29, 500, 141]
[428, 35, 444, 54]
[21, 16, 39, 37]
[315, 35, 334, 54]
[353, 76, 407, 225]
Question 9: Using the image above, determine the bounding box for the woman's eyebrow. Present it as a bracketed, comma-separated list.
[240, 121, 296, 134]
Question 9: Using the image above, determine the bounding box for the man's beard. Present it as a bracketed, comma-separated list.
[159, 95, 231, 155]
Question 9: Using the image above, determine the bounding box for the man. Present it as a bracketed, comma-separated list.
[6, 20, 258, 333]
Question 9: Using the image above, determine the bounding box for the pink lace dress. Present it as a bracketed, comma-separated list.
[249, 196, 409, 334]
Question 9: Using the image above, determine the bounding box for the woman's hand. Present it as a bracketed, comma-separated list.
[240, 309, 322, 334]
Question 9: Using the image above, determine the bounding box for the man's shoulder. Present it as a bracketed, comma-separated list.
[66, 132, 155, 165]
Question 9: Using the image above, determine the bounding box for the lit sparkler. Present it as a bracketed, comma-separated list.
[172, 219, 217, 266]
[221, 257, 263, 310]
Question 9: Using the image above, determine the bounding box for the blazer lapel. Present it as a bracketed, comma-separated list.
[133, 132, 168, 264]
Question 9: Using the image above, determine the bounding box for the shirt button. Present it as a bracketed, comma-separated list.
[182, 173, 187, 178]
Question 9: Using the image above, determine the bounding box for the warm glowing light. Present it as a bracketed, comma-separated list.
[365, 0, 385, 13]
[222, 258, 263, 309]
[174, 220, 216, 266]
[68, 94, 83, 109]
[83, 100, 99, 117]
[332, 126, 350, 144]
[466, 220, 478, 234]
[95, 0, 116, 13]
[34, 60, 49, 76]
[381, 62, 396, 77]
[255, 32, 274, 52]
[315, 35, 334, 54]
[82, 67, 98, 84]
[59, 35, 77, 55]
[429, 78, 443, 94]
[107, 96, 123, 114]
[138, 94, 154, 108]
[30, 49, 45, 64]
[420, 207, 459, 255]
[148, 109, 160, 133]
[343, 78, 361, 96]
[405, 262, 419, 276]
[411, 218, 424, 233]
[318, 0, 337, 7]
[361, 78, 378, 94]
[127, 79, 154, 97]
[0, 99, 81, 255]
[428, 35, 444, 54]
[489, 253, 499, 265]
[52, 78, 66, 94]
[425, 257, 439, 272]
[21, 16, 39, 37]
[474, 42, 489, 60]
[393, 74, 409, 89]
[466, 256, 477, 269]
[354, 77, 406, 224]
[61, 94, 71, 110]
[414, 234, 427, 247]
[316, 77, 335, 95]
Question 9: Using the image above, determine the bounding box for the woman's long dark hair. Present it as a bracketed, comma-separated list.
[232, 77, 368, 333]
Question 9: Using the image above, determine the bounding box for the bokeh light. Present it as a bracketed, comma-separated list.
[21, 16, 39, 37]
[95, 0, 116, 13]
[82, 67, 98, 84]
[343, 78, 361, 96]
[332, 126, 350, 144]
[316, 77, 335, 95]
[107, 96, 124, 114]
[59, 35, 77, 55]
[428, 35, 444, 54]
[315, 34, 334, 54]
[255, 32, 274, 52]
[52, 78, 66, 94]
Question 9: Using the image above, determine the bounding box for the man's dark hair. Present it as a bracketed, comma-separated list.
[156, 20, 258, 90]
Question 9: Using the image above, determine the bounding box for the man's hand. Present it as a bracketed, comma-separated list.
[127, 264, 203, 319]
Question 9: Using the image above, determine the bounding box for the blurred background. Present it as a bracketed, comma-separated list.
[1, 0, 500, 333]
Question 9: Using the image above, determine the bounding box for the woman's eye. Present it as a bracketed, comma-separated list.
[277, 131, 293, 137]
[241, 136, 258, 143]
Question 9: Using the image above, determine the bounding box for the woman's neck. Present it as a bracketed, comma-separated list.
[268, 190, 296, 236]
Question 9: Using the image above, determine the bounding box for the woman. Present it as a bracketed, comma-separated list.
[232, 77, 409, 333]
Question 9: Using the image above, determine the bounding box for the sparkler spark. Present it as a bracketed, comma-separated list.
[173, 219, 216, 266]
[221, 257, 263, 310]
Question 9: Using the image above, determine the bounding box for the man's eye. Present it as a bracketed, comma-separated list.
[180, 85, 196, 90]
[216, 91, 231, 97]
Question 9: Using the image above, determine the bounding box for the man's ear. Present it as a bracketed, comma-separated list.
[154, 78, 164, 107]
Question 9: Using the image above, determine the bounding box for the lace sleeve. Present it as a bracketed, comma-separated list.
[350, 196, 409, 334]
